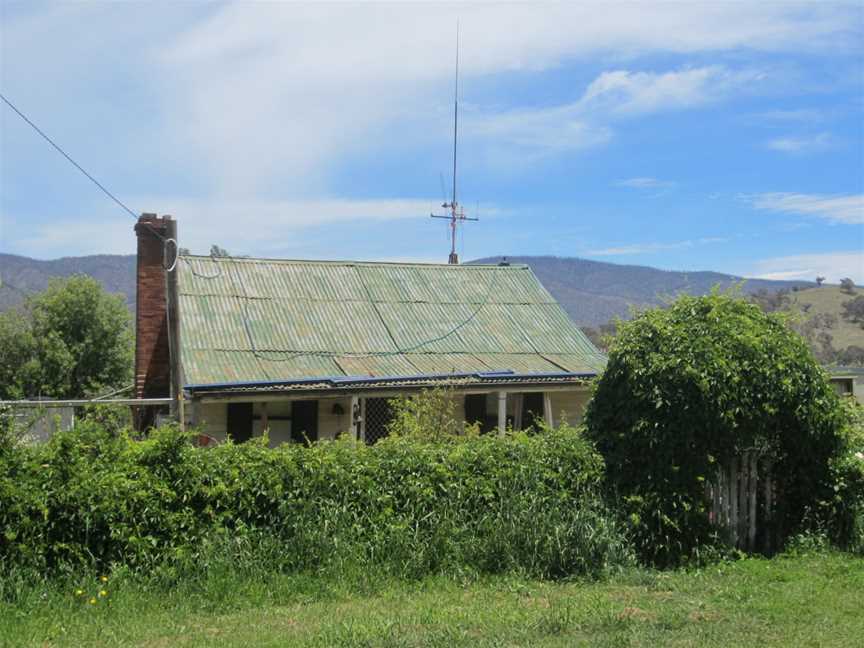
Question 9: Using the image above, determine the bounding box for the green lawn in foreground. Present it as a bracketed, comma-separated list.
[2, 551, 862, 647]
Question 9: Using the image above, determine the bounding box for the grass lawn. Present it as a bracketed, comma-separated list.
[2, 551, 862, 647]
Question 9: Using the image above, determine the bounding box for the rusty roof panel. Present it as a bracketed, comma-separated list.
[399, 353, 492, 375]
[470, 353, 564, 374]
[333, 354, 420, 377]
[181, 349, 342, 384]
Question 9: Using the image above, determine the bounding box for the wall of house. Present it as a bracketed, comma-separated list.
[189, 387, 592, 445]
[548, 389, 591, 426]
[317, 396, 354, 440]
[190, 396, 353, 446]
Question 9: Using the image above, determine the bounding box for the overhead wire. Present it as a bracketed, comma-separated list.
[218, 255, 503, 362]
[1, 93, 502, 366]
[1, 92, 140, 221]
[1, 91, 171, 261]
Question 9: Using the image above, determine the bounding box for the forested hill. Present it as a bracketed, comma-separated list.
[0, 253, 136, 312]
[1, 252, 812, 326]
[471, 256, 813, 326]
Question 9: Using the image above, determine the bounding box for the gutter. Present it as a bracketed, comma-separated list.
[184, 369, 597, 394]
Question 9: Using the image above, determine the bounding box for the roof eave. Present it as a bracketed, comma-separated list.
[184, 370, 598, 396]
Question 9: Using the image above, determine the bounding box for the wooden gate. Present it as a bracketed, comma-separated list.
[706, 450, 776, 552]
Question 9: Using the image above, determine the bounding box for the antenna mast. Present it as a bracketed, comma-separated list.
[431, 21, 477, 264]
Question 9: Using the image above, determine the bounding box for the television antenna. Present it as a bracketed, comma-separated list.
[430, 22, 477, 264]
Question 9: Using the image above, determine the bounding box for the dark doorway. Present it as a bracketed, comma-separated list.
[464, 393, 495, 434]
[522, 392, 545, 430]
[364, 398, 394, 445]
[291, 400, 319, 444]
[227, 402, 253, 443]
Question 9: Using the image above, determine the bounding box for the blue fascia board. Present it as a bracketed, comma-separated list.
[184, 370, 595, 393]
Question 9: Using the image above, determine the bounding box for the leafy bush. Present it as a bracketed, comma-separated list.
[0, 421, 632, 582]
[386, 387, 477, 440]
[585, 292, 847, 565]
[822, 401, 864, 554]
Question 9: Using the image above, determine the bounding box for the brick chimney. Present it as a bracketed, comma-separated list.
[134, 214, 177, 420]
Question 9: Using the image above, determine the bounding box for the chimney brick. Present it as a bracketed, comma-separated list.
[134, 214, 174, 408]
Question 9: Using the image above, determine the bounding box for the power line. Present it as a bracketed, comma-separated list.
[219, 254, 503, 362]
[0, 92, 139, 220]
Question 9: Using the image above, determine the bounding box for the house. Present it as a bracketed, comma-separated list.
[134, 214, 606, 443]
[826, 366, 864, 404]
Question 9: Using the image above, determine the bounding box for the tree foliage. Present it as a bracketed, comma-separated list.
[842, 295, 864, 328]
[585, 292, 847, 565]
[0, 276, 133, 400]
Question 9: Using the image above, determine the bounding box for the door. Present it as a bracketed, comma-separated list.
[464, 393, 495, 434]
[227, 402, 253, 443]
[521, 392, 545, 431]
[291, 400, 319, 444]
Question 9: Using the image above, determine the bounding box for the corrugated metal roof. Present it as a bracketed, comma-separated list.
[177, 256, 606, 387]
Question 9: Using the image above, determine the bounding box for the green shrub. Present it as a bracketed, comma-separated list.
[822, 401, 864, 553]
[0, 421, 632, 582]
[585, 292, 847, 566]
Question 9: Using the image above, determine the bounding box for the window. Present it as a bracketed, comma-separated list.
[465, 392, 546, 433]
[363, 398, 394, 445]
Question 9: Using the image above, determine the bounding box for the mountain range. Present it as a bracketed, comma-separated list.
[471, 256, 812, 326]
[1, 252, 812, 327]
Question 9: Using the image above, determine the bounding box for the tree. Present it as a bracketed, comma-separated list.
[840, 278, 856, 294]
[842, 295, 864, 327]
[0, 276, 133, 400]
[749, 288, 790, 313]
[837, 345, 864, 366]
[816, 276, 826, 287]
[584, 292, 846, 565]
[0, 309, 38, 400]
[581, 320, 618, 352]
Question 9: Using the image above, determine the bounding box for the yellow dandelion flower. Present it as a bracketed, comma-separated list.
[100, 575, 108, 583]
[99, 590, 108, 597]
[75, 589, 84, 597]
[89, 598, 97, 605]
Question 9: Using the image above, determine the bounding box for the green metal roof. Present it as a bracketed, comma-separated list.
[177, 255, 606, 386]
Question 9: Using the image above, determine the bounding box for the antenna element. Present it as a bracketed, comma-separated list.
[430, 21, 477, 264]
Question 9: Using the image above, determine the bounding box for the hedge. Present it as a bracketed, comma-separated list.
[0, 421, 632, 581]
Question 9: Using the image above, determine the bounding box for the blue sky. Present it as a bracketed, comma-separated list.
[1, 1, 862, 282]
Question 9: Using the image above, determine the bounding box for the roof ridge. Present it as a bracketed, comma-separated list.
[178, 254, 528, 269]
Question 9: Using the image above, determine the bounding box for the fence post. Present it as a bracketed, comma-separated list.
[748, 452, 758, 552]
[729, 456, 739, 548]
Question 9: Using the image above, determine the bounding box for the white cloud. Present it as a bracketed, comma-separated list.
[748, 193, 864, 225]
[467, 105, 612, 157]
[144, 3, 859, 191]
[616, 177, 677, 189]
[580, 66, 763, 116]
[748, 251, 864, 284]
[2, 2, 862, 257]
[3, 197, 444, 258]
[766, 132, 840, 153]
[587, 237, 728, 256]
[466, 64, 760, 163]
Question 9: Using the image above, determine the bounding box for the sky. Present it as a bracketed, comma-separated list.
[1, 1, 862, 283]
